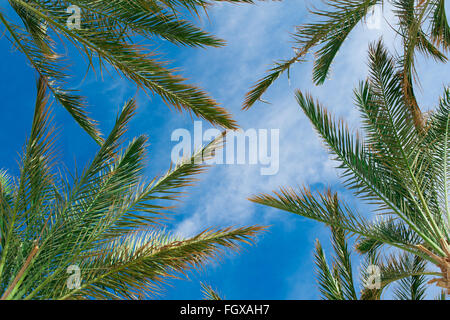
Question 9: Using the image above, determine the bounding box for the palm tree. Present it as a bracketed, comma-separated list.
[0, 78, 263, 300]
[250, 40, 449, 295]
[244, 0, 450, 128]
[1, 0, 263, 143]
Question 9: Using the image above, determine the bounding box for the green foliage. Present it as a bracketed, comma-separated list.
[313, 202, 433, 300]
[0, 1, 270, 142]
[201, 282, 223, 300]
[250, 41, 449, 298]
[244, 0, 450, 120]
[0, 79, 264, 300]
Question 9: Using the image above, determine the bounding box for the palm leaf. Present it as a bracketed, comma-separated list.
[0, 77, 265, 300]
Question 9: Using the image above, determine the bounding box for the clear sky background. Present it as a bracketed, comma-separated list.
[0, 1, 449, 300]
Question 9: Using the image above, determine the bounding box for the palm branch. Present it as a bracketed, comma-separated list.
[0, 1, 267, 142]
[0, 78, 264, 300]
[244, 0, 450, 129]
[201, 282, 223, 300]
[313, 193, 433, 299]
[250, 40, 449, 296]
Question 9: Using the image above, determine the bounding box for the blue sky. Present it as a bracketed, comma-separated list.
[0, 1, 449, 300]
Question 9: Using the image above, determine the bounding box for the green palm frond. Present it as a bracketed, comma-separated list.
[359, 247, 432, 300]
[314, 240, 345, 300]
[0, 10, 102, 142]
[244, 0, 380, 109]
[0, 78, 264, 300]
[363, 251, 435, 300]
[244, 0, 450, 115]
[201, 282, 223, 300]
[302, 0, 380, 85]
[0, 170, 13, 197]
[424, 88, 450, 228]
[311, 196, 432, 300]
[312, 194, 358, 300]
[250, 187, 431, 259]
[0, 1, 272, 140]
[359, 249, 383, 300]
[392, 254, 428, 300]
[243, 55, 306, 110]
[250, 40, 449, 296]
[431, 0, 450, 50]
[313, 200, 436, 300]
[327, 196, 358, 300]
[57, 226, 262, 300]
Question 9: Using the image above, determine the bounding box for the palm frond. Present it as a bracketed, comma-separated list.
[244, 0, 380, 109]
[430, 0, 450, 50]
[201, 282, 223, 300]
[250, 39, 450, 295]
[0, 79, 264, 300]
[392, 254, 428, 300]
[244, 0, 449, 115]
[312, 194, 358, 300]
[56, 226, 264, 300]
[1, 0, 258, 140]
[314, 240, 344, 300]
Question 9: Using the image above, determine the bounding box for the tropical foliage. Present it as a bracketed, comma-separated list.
[0, 78, 263, 300]
[0, 0, 265, 143]
[244, 0, 450, 130]
[250, 40, 450, 297]
[313, 193, 442, 300]
[201, 282, 223, 300]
